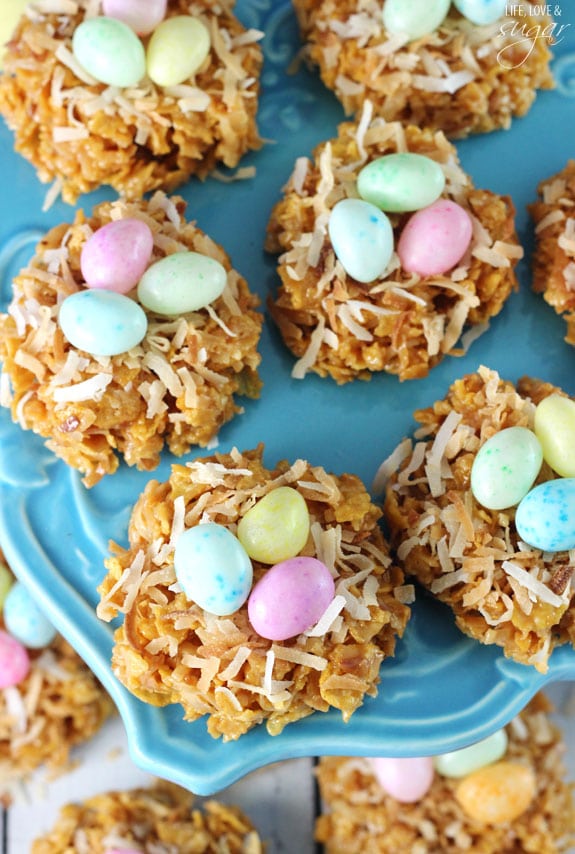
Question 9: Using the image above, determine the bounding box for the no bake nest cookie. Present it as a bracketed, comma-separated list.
[0, 192, 263, 487]
[529, 160, 575, 344]
[382, 366, 575, 673]
[266, 109, 522, 383]
[0, 552, 113, 803]
[97, 445, 411, 741]
[315, 693, 575, 854]
[32, 780, 263, 853]
[292, 0, 554, 138]
[0, 0, 262, 204]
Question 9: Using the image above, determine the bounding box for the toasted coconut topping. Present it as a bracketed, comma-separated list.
[384, 367, 575, 673]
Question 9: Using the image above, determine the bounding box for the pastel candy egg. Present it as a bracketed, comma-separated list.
[369, 757, 434, 803]
[105, 850, 142, 854]
[452, 0, 507, 25]
[534, 394, 575, 478]
[328, 199, 393, 284]
[434, 728, 508, 778]
[137, 251, 227, 315]
[0, 561, 13, 611]
[0, 630, 30, 688]
[0, 0, 29, 71]
[147, 16, 211, 87]
[248, 557, 335, 641]
[58, 290, 148, 357]
[4, 582, 56, 649]
[72, 17, 146, 88]
[455, 761, 536, 823]
[397, 199, 473, 277]
[174, 523, 252, 616]
[382, 0, 451, 40]
[81, 218, 154, 294]
[237, 487, 310, 564]
[470, 426, 543, 511]
[515, 478, 575, 552]
[357, 154, 446, 213]
[102, 0, 167, 36]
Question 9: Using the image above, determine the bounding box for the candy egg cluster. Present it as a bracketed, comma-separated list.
[0, 562, 56, 689]
[470, 394, 575, 552]
[72, 2, 211, 90]
[328, 152, 473, 283]
[57, 216, 228, 358]
[173, 486, 336, 640]
[369, 723, 536, 823]
[383, 0, 507, 42]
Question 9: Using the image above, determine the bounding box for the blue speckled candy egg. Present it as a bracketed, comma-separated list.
[72, 17, 146, 88]
[452, 0, 507, 26]
[174, 523, 253, 616]
[328, 198, 393, 284]
[383, 0, 451, 40]
[3, 582, 57, 649]
[515, 478, 575, 552]
[137, 251, 227, 315]
[58, 290, 148, 357]
[470, 426, 543, 510]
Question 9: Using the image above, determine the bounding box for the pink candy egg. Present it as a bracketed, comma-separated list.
[369, 756, 434, 803]
[0, 629, 30, 688]
[248, 557, 335, 641]
[397, 199, 473, 277]
[102, 0, 167, 35]
[81, 218, 154, 294]
[105, 849, 143, 854]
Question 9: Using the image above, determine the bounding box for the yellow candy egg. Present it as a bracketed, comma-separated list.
[454, 761, 536, 824]
[237, 487, 310, 565]
[146, 16, 210, 87]
[534, 393, 575, 477]
[0, 0, 29, 71]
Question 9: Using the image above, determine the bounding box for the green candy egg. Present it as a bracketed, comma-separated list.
[137, 251, 228, 315]
[72, 16, 146, 88]
[470, 426, 543, 511]
[357, 153, 446, 213]
[0, 563, 13, 612]
[434, 728, 508, 778]
[147, 16, 211, 87]
[382, 0, 451, 41]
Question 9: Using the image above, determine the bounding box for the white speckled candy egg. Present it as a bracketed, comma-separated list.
[248, 556, 335, 641]
[3, 582, 56, 649]
[434, 728, 508, 778]
[146, 16, 211, 87]
[534, 394, 575, 478]
[515, 478, 575, 552]
[357, 154, 446, 213]
[58, 290, 148, 357]
[328, 198, 393, 283]
[237, 487, 310, 564]
[452, 0, 507, 26]
[137, 251, 227, 315]
[383, 0, 451, 40]
[470, 426, 543, 510]
[72, 17, 146, 88]
[397, 199, 473, 277]
[174, 523, 253, 616]
[103, 0, 167, 36]
[81, 218, 154, 294]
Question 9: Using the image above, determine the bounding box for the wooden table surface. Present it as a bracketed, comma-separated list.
[2, 683, 574, 852]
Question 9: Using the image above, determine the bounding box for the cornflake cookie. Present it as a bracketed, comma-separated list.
[529, 160, 575, 344]
[0, 552, 113, 804]
[316, 693, 575, 854]
[382, 366, 575, 673]
[97, 445, 412, 740]
[32, 780, 263, 853]
[0, 0, 262, 205]
[266, 109, 522, 383]
[0, 192, 263, 487]
[292, 1, 554, 138]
